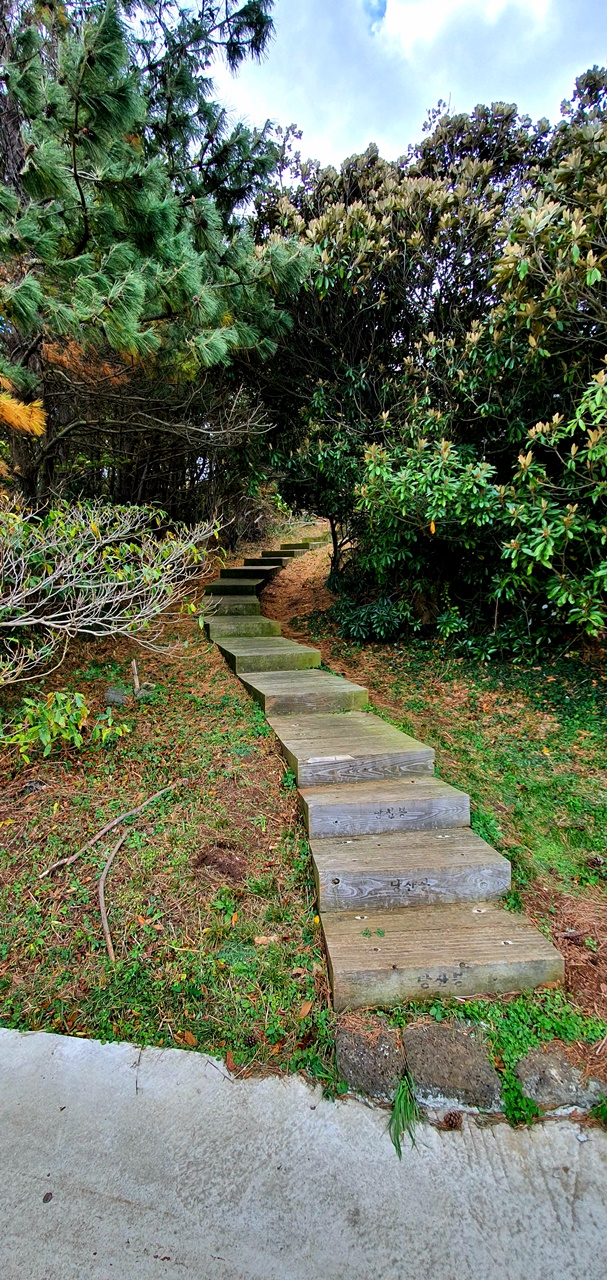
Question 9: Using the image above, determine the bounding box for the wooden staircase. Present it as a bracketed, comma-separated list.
[201, 537, 564, 1012]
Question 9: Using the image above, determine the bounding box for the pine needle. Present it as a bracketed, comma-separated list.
[0, 393, 46, 437]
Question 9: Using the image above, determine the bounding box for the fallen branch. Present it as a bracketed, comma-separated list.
[98, 832, 127, 963]
[39, 780, 189, 878]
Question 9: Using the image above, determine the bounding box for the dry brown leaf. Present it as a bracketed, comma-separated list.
[254, 934, 279, 945]
[226, 1050, 236, 1072]
[182, 1030, 196, 1047]
[298, 999, 313, 1020]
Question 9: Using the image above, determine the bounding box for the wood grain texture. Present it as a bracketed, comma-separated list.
[312, 828, 511, 911]
[300, 776, 470, 838]
[268, 710, 434, 784]
[322, 903, 565, 1010]
[239, 670, 368, 716]
[200, 595, 260, 615]
[216, 637, 321, 673]
[204, 617, 282, 639]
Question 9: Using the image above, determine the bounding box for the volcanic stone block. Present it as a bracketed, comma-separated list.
[402, 1022, 503, 1110]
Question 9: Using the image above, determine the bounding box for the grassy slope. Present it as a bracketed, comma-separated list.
[0, 527, 335, 1084]
[2, 532, 607, 1123]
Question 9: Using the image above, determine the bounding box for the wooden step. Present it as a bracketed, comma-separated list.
[267, 710, 434, 785]
[216, 636, 321, 674]
[300, 776, 469, 838]
[206, 577, 267, 597]
[220, 565, 277, 580]
[281, 542, 316, 550]
[322, 902, 564, 1011]
[311, 828, 511, 912]
[204, 617, 281, 640]
[244, 556, 290, 568]
[200, 594, 260, 615]
[239, 670, 368, 716]
[261, 548, 304, 559]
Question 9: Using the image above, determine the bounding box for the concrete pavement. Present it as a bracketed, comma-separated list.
[1, 1027, 606, 1280]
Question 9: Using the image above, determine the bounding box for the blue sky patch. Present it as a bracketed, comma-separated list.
[363, 0, 388, 27]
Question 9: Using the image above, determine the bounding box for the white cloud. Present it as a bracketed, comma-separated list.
[381, 0, 552, 56]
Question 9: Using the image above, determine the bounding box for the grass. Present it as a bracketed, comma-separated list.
[2, 539, 607, 1129]
[389, 1072, 420, 1155]
[0, 551, 337, 1086]
[387, 989, 606, 1126]
[281, 594, 607, 1123]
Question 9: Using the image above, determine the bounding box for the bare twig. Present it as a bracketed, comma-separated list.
[131, 659, 140, 693]
[595, 1033, 607, 1057]
[39, 780, 188, 878]
[98, 832, 127, 963]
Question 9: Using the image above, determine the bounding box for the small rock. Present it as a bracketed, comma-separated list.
[515, 1045, 606, 1111]
[336, 1014, 406, 1103]
[22, 780, 46, 795]
[402, 1022, 502, 1111]
[134, 687, 155, 702]
[104, 687, 130, 707]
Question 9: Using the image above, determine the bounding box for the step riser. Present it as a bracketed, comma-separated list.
[289, 753, 435, 787]
[315, 861, 511, 912]
[244, 558, 289, 568]
[206, 581, 265, 597]
[220, 567, 277, 580]
[330, 956, 564, 1012]
[267, 712, 435, 785]
[262, 549, 304, 559]
[204, 619, 281, 639]
[241, 685, 368, 717]
[301, 793, 470, 838]
[221, 651, 321, 674]
[201, 597, 260, 615]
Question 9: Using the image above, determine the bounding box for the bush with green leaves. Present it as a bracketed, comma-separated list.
[1, 690, 128, 763]
[0, 500, 211, 685]
[354, 367, 607, 644]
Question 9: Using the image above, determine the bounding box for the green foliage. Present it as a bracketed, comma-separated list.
[389, 1072, 420, 1157]
[350, 365, 607, 642]
[0, 0, 307, 507]
[389, 991, 606, 1127]
[591, 1098, 607, 1129]
[329, 595, 407, 643]
[1, 690, 128, 763]
[255, 77, 607, 647]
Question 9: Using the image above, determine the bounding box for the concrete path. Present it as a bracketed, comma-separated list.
[1, 1028, 606, 1280]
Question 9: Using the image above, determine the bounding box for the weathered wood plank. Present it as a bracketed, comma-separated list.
[216, 637, 321, 674]
[311, 828, 511, 911]
[200, 594, 260, 615]
[238, 670, 368, 716]
[268, 710, 434, 785]
[204, 617, 281, 640]
[300, 776, 469, 838]
[322, 903, 565, 1011]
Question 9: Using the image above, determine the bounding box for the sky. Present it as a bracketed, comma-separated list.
[212, 0, 607, 166]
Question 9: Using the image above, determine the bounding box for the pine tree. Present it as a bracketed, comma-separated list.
[0, 0, 307, 493]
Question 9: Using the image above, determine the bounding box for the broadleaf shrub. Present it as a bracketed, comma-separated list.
[1, 690, 129, 763]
